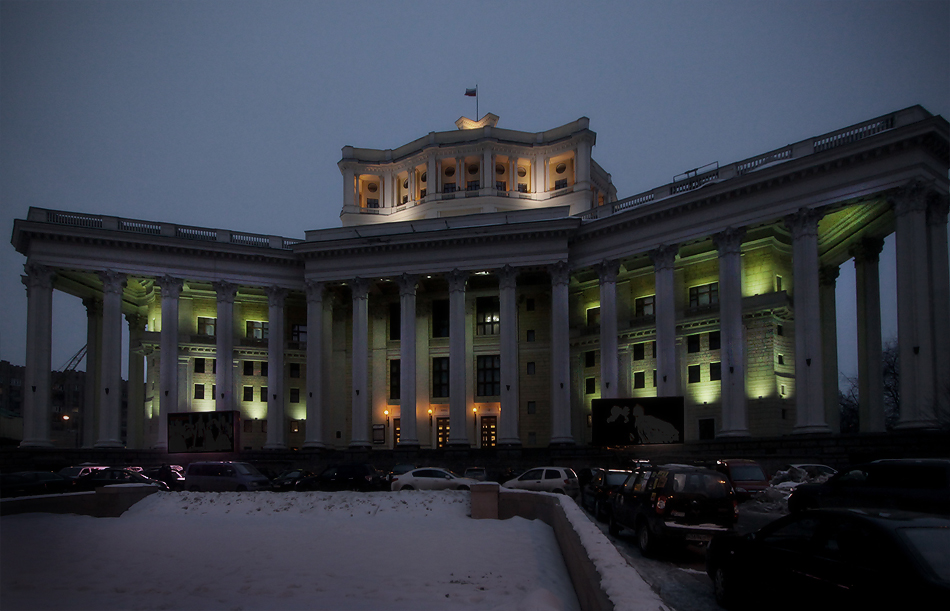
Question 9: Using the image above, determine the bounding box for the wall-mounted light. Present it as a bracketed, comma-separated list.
[384, 410, 390, 425]
[428, 409, 433, 426]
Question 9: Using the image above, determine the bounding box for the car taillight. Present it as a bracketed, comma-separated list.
[365, 475, 373, 482]
[655, 495, 668, 514]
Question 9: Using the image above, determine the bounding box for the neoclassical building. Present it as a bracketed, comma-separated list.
[11, 106, 949, 451]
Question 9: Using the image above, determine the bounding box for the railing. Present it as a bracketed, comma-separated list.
[119, 219, 161, 235]
[46, 211, 103, 228]
[613, 191, 655, 213]
[230, 233, 269, 248]
[736, 147, 792, 175]
[176, 226, 216, 241]
[814, 116, 894, 153]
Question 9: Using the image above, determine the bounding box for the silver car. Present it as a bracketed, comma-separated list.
[184, 461, 270, 492]
[502, 466, 580, 498]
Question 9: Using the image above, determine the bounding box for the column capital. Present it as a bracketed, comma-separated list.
[819, 265, 840, 287]
[395, 273, 416, 297]
[22, 262, 55, 290]
[447, 269, 468, 294]
[498, 265, 519, 291]
[124, 312, 147, 330]
[784, 207, 823, 240]
[82, 296, 102, 316]
[98, 270, 126, 295]
[265, 285, 287, 307]
[650, 244, 678, 271]
[891, 180, 933, 217]
[156, 275, 184, 298]
[849, 237, 885, 264]
[549, 261, 571, 287]
[349, 277, 370, 300]
[713, 226, 746, 257]
[305, 279, 325, 303]
[596, 259, 620, 284]
[212, 280, 238, 303]
[926, 192, 949, 226]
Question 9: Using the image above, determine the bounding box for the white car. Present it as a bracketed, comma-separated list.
[502, 466, 580, 498]
[390, 468, 480, 491]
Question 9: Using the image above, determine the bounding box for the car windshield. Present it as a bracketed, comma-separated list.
[671, 473, 731, 498]
[235, 463, 264, 477]
[730, 465, 767, 481]
[605, 472, 631, 486]
[899, 527, 950, 581]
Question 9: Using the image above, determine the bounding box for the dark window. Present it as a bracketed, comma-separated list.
[518, 182, 528, 193]
[290, 388, 299, 403]
[527, 401, 536, 414]
[476, 355, 501, 397]
[687, 334, 701, 353]
[212, 359, 216, 374]
[195, 358, 206, 374]
[634, 371, 645, 389]
[243, 386, 253, 402]
[432, 299, 450, 338]
[777, 324, 784, 336]
[698, 418, 716, 440]
[653, 370, 657, 387]
[633, 343, 645, 361]
[778, 354, 785, 365]
[585, 351, 596, 368]
[466, 180, 480, 191]
[260, 387, 268, 402]
[554, 178, 568, 190]
[443, 182, 456, 193]
[432, 357, 449, 398]
[526, 329, 535, 342]
[243, 361, 254, 376]
[476, 296, 500, 336]
[587, 307, 600, 327]
[635, 295, 655, 317]
[261, 361, 268, 377]
[526, 298, 535, 311]
[526, 362, 536, 375]
[585, 377, 596, 395]
[389, 302, 401, 341]
[243, 419, 253, 433]
[289, 363, 300, 378]
[291, 324, 307, 343]
[495, 181, 506, 191]
[366, 198, 379, 208]
[194, 384, 205, 400]
[710, 362, 722, 381]
[688, 365, 701, 384]
[652, 341, 657, 357]
[246, 321, 268, 340]
[390, 359, 400, 400]
[212, 384, 216, 399]
[689, 283, 719, 308]
[709, 331, 721, 351]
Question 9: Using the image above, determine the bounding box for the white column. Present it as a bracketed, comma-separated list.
[550, 261, 573, 445]
[81, 297, 101, 448]
[408, 168, 416, 202]
[652, 245, 679, 397]
[456, 157, 465, 191]
[927, 195, 950, 426]
[714, 228, 748, 437]
[343, 167, 356, 208]
[894, 185, 938, 428]
[398, 274, 419, 446]
[213, 281, 236, 412]
[126, 313, 146, 449]
[350, 278, 371, 447]
[482, 149, 492, 191]
[155, 275, 182, 450]
[575, 140, 592, 187]
[263, 286, 287, 449]
[787, 208, 830, 433]
[498, 265, 521, 446]
[819, 266, 841, 433]
[426, 155, 437, 200]
[96, 269, 125, 448]
[448, 269, 470, 446]
[20, 263, 55, 448]
[598, 260, 619, 399]
[303, 280, 326, 449]
[850, 238, 885, 432]
[508, 158, 518, 194]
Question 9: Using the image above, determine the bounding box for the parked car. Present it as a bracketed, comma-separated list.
[0, 471, 76, 498]
[184, 461, 270, 492]
[391, 468, 480, 491]
[777, 463, 837, 479]
[74, 468, 170, 492]
[706, 508, 950, 609]
[271, 468, 317, 491]
[463, 467, 488, 481]
[787, 458, 950, 515]
[385, 464, 416, 483]
[58, 464, 109, 480]
[609, 464, 738, 556]
[142, 465, 186, 491]
[582, 469, 633, 522]
[296, 464, 385, 492]
[502, 467, 580, 498]
[713, 459, 770, 501]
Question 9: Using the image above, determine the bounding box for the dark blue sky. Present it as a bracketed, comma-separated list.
[2, 0, 948, 383]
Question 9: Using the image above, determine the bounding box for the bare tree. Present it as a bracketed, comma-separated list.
[838, 340, 900, 432]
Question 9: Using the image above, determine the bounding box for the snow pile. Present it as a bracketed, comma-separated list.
[1, 490, 581, 611]
[743, 466, 833, 513]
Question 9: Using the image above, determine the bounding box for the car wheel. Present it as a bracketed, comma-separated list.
[401, 485, 414, 491]
[553, 488, 565, 495]
[637, 522, 659, 557]
[608, 514, 620, 536]
[594, 500, 604, 522]
[713, 566, 739, 609]
[458, 485, 470, 491]
[188, 486, 200, 492]
[235, 485, 247, 492]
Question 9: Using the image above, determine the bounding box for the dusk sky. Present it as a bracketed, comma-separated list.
[1, 0, 948, 386]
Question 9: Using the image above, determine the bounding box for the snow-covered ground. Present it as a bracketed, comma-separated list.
[2, 490, 590, 611]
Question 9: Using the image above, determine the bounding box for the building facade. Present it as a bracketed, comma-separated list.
[10, 107, 950, 451]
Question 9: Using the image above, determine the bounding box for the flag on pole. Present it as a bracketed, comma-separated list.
[464, 87, 477, 97]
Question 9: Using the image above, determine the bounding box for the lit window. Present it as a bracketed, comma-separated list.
[476, 297, 500, 336]
[635, 295, 655, 317]
[246, 321, 268, 340]
[197, 317, 216, 336]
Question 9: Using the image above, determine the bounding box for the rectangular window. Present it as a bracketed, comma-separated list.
[653, 369, 657, 387]
[290, 388, 300, 403]
[777, 324, 784, 336]
[689, 282, 719, 308]
[526, 297, 535, 311]
[527, 401, 536, 415]
[495, 180, 506, 191]
[709, 331, 721, 351]
[197, 317, 216, 336]
[390, 359, 400, 400]
[778, 354, 785, 365]
[526, 362, 536, 375]
[476, 296, 500, 336]
[291, 324, 307, 343]
[212, 359, 216, 374]
[635, 295, 655, 317]
[246, 321, 268, 340]
[401, 195, 409, 204]
[243, 386, 253, 402]
[518, 182, 528, 193]
[634, 371, 645, 389]
[585, 377, 596, 395]
[466, 180, 480, 191]
[652, 341, 657, 358]
[776, 275, 783, 292]
[212, 384, 216, 399]
[389, 302, 401, 341]
[366, 198, 379, 208]
[244, 419, 253, 433]
[687, 334, 701, 353]
[710, 362, 722, 381]
[699, 418, 716, 441]
[633, 343, 645, 361]
[194, 358, 206, 374]
[261, 361, 268, 377]
[432, 299, 450, 338]
[443, 182, 456, 193]
[688, 364, 701, 384]
[243, 361, 254, 376]
[419, 188, 426, 198]
[585, 351, 596, 368]
[194, 384, 205, 400]
[432, 357, 449, 398]
[554, 178, 568, 190]
[587, 307, 600, 327]
[526, 329, 535, 342]
[289, 363, 300, 378]
[260, 387, 268, 402]
[476, 355, 501, 397]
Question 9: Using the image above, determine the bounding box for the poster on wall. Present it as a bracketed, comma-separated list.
[591, 397, 685, 446]
[168, 411, 239, 454]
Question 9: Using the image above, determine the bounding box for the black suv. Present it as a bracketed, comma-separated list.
[788, 458, 950, 515]
[609, 464, 738, 556]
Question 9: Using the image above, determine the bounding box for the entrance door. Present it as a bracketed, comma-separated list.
[480, 416, 497, 447]
[393, 418, 400, 445]
[436, 417, 450, 448]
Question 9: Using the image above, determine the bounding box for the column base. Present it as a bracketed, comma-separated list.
[348, 441, 372, 449]
[93, 440, 125, 449]
[18, 439, 54, 449]
[791, 424, 832, 435]
[894, 419, 941, 430]
[263, 443, 289, 450]
[549, 438, 576, 446]
[395, 441, 420, 449]
[300, 441, 328, 450]
[497, 439, 522, 447]
[717, 428, 750, 438]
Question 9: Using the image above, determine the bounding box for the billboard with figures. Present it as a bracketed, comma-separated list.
[168, 411, 239, 454]
[591, 397, 685, 446]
